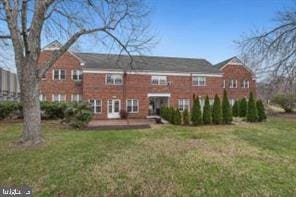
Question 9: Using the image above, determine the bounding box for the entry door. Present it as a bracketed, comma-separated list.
[107, 99, 121, 118]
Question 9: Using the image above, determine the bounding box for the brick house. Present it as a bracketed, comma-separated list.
[39, 42, 256, 119]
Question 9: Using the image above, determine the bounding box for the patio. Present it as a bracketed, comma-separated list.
[87, 118, 156, 130]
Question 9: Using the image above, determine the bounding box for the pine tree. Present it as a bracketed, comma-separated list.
[191, 97, 202, 125]
[222, 90, 233, 124]
[247, 92, 257, 122]
[182, 109, 190, 125]
[256, 99, 267, 121]
[212, 94, 222, 124]
[232, 100, 239, 117]
[239, 98, 247, 117]
[203, 95, 211, 124]
[173, 109, 182, 125]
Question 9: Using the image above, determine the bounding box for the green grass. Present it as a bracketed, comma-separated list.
[0, 117, 295, 196]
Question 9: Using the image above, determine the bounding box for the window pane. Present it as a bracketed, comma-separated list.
[60, 70, 65, 79]
[54, 70, 59, 80]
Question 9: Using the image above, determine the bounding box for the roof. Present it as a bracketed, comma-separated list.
[213, 56, 236, 69]
[75, 53, 222, 74]
[214, 56, 255, 76]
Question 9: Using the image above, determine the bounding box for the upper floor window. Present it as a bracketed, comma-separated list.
[89, 99, 102, 113]
[41, 73, 46, 80]
[229, 79, 237, 88]
[53, 69, 65, 80]
[241, 80, 249, 88]
[178, 99, 190, 112]
[127, 99, 139, 113]
[71, 94, 82, 102]
[72, 70, 82, 81]
[151, 75, 167, 85]
[52, 94, 66, 102]
[106, 74, 123, 85]
[192, 76, 206, 86]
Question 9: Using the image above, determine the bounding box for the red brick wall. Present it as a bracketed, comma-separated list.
[39, 51, 83, 101]
[221, 64, 256, 99]
[83, 73, 224, 119]
[38, 51, 256, 119]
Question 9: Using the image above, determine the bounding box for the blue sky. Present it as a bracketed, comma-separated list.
[144, 0, 294, 64]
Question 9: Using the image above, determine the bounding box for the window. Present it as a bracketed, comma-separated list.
[106, 74, 123, 85]
[71, 94, 82, 102]
[223, 80, 226, 88]
[178, 99, 190, 112]
[39, 94, 46, 101]
[229, 79, 237, 88]
[89, 99, 102, 113]
[53, 69, 65, 80]
[52, 94, 66, 102]
[71, 70, 82, 81]
[127, 99, 139, 113]
[241, 80, 249, 88]
[151, 75, 167, 85]
[192, 76, 206, 86]
[41, 73, 46, 80]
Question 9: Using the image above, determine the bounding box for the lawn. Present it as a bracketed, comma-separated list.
[0, 117, 295, 196]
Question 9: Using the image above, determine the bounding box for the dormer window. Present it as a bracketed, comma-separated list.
[72, 70, 82, 81]
[192, 76, 206, 86]
[151, 76, 167, 85]
[106, 73, 123, 85]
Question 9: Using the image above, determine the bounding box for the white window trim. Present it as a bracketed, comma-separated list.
[39, 94, 46, 101]
[229, 79, 237, 88]
[89, 99, 102, 114]
[71, 94, 82, 102]
[126, 99, 139, 113]
[52, 69, 66, 80]
[178, 99, 190, 112]
[242, 80, 250, 88]
[105, 73, 123, 85]
[151, 75, 168, 85]
[192, 76, 207, 86]
[71, 70, 82, 81]
[52, 94, 66, 102]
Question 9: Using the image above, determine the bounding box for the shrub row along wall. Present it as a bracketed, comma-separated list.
[160, 91, 266, 126]
[0, 101, 93, 128]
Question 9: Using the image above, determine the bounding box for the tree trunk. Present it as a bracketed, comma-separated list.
[18, 61, 44, 145]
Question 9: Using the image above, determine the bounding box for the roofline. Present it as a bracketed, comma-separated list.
[75, 52, 212, 63]
[82, 69, 223, 77]
[217, 56, 256, 77]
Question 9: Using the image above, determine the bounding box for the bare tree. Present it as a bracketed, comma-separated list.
[0, 0, 153, 145]
[237, 8, 296, 93]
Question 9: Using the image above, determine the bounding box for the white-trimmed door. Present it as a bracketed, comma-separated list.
[107, 99, 121, 118]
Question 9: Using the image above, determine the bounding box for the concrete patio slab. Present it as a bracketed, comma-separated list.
[87, 119, 156, 130]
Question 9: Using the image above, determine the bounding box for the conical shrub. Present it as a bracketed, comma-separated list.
[222, 90, 232, 124]
[212, 94, 222, 124]
[247, 92, 257, 122]
[239, 98, 247, 117]
[232, 100, 239, 117]
[191, 97, 202, 125]
[173, 109, 182, 125]
[256, 99, 266, 121]
[203, 95, 211, 124]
